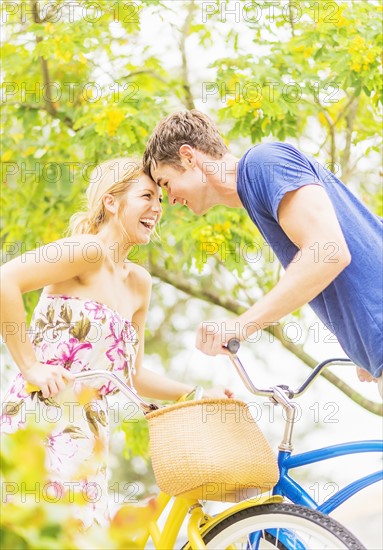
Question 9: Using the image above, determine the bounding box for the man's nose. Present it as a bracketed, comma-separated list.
[167, 192, 177, 205]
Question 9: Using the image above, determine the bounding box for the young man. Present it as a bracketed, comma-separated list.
[143, 110, 383, 389]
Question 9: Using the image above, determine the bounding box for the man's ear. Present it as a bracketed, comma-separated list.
[179, 144, 196, 168]
[102, 193, 117, 214]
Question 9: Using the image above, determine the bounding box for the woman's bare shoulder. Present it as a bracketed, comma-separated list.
[60, 234, 108, 253]
[126, 262, 152, 288]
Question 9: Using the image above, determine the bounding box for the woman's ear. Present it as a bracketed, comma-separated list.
[102, 194, 117, 214]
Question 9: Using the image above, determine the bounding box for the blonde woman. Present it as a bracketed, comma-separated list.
[0, 159, 232, 528]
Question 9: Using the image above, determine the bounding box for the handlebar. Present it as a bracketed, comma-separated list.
[26, 372, 159, 414]
[25, 338, 354, 413]
[225, 338, 353, 399]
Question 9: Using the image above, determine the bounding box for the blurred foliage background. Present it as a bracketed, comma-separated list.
[1, 0, 382, 547]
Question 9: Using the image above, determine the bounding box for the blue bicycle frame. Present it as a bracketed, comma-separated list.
[224, 348, 383, 549]
[274, 440, 383, 514]
[247, 440, 383, 549]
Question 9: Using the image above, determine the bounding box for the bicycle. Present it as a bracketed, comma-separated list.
[222, 339, 382, 549]
[25, 341, 382, 549]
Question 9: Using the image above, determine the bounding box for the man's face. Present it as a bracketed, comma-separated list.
[151, 160, 208, 215]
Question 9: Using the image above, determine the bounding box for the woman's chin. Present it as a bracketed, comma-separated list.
[123, 236, 148, 248]
[129, 229, 152, 246]
[137, 234, 151, 245]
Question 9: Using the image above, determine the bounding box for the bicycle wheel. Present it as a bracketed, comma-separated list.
[186, 503, 365, 549]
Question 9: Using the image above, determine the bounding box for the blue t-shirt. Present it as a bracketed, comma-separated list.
[237, 142, 383, 377]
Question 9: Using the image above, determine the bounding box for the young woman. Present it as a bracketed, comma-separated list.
[0, 158, 232, 528]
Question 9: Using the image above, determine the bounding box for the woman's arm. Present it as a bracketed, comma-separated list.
[0, 235, 105, 396]
[133, 367, 194, 401]
[131, 266, 194, 400]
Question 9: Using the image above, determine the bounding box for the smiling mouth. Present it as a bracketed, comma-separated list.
[140, 218, 156, 231]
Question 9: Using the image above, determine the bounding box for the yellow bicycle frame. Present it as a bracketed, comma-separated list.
[135, 491, 283, 549]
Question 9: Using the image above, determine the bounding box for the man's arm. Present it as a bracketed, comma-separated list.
[132, 267, 234, 399]
[196, 185, 351, 355]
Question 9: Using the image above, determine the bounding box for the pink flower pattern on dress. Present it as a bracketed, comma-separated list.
[84, 300, 109, 321]
[0, 294, 138, 528]
[46, 338, 92, 373]
[106, 320, 127, 363]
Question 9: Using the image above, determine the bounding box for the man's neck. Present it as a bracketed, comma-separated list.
[204, 152, 242, 208]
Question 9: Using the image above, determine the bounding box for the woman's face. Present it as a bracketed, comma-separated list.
[120, 174, 163, 245]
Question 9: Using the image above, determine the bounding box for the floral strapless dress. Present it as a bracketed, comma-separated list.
[0, 294, 138, 528]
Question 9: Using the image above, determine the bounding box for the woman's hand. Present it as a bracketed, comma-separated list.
[23, 362, 74, 398]
[203, 385, 234, 399]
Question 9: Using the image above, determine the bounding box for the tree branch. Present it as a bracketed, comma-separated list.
[318, 109, 336, 166]
[334, 92, 358, 126]
[29, 0, 73, 129]
[31, 0, 57, 117]
[179, 1, 196, 110]
[340, 98, 359, 181]
[311, 93, 358, 169]
[150, 264, 382, 416]
[288, 0, 296, 37]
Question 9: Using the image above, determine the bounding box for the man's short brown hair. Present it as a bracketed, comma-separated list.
[143, 110, 228, 177]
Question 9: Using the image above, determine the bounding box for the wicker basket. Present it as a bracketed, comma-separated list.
[146, 398, 279, 502]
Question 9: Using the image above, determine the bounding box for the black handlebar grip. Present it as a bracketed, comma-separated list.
[226, 338, 240, 354]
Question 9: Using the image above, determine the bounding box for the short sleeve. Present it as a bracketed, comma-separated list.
[241, 143, 322, 221]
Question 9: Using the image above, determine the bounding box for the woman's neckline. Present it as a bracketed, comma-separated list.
[41, 293, 132, 323]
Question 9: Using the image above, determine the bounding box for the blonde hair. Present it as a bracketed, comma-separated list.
[68, 158, 143, 237]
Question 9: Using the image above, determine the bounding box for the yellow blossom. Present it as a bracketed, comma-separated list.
[79, 53, 88, 65]
[45, 22, 54, 34]
[318, 113, 327, 126]
[25, 146, 37, 157]
[106, 109, 125, 136]
[227, 76, 240, 88]
[334, 16, 347, 27]
[349, 36, 379, 73]
[303, 47, 314, 58]
[351, 61, 361, 72]
[1, 150, 12, 161]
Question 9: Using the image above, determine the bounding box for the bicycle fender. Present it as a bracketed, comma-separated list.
[184, 495, 283, 549]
